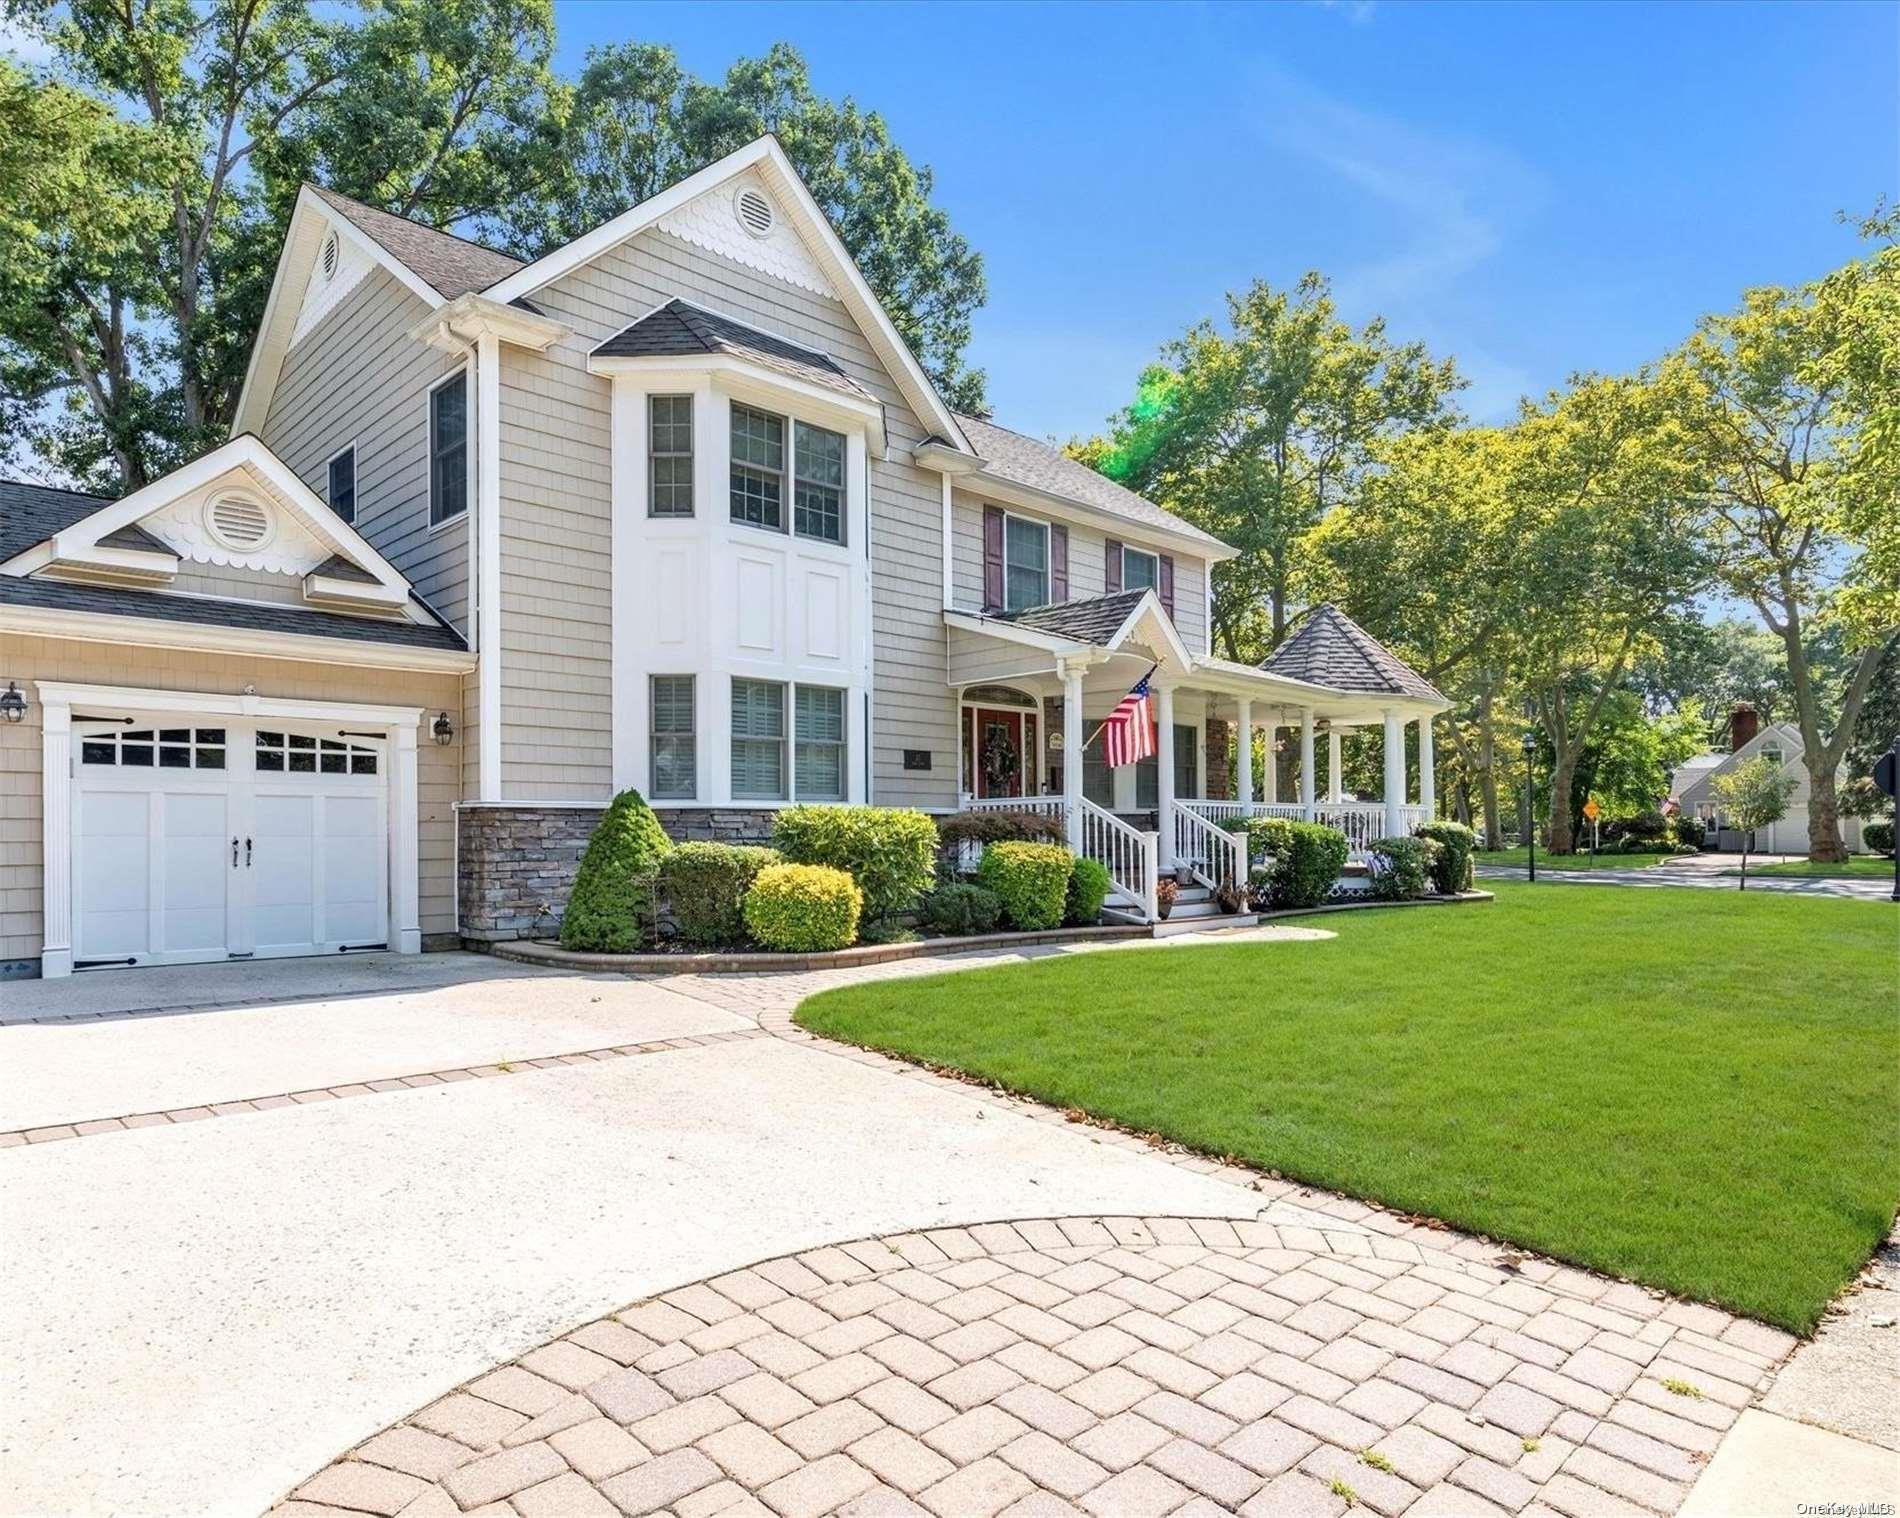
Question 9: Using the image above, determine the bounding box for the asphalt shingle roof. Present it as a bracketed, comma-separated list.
[593, 300, 874, 402]
[0, 575, 467, 652]
[954, 414, 1227, 553]
[311, 186, 525, 301]
[996, 589, 1149, 645]
[1259, 603, 1443, 702]
[0, 478, 116, 563]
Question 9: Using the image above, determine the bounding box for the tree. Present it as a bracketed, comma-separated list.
[1711, 755, 1796, 888]
[1075, 274, 1463, 659]
[1673, 249, 1900, 862]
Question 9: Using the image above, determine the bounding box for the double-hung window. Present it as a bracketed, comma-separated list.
[1004, 516, 1050, 611]
[1082, 729, 1115, 808]
[429, 373, 468, 526]
[649, 396, 694, 516]
[1120, 546, 1159, 593]
[729, 404, 785, 530]
[650, 675, 696, 799]
[795, 686, 846, 801]
[792, 422, 845, 544]
[327, 446, 356, 525]
[731, 678, 787, 799]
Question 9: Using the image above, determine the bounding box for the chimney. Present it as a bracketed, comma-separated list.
[1728, 704, 1759, 752]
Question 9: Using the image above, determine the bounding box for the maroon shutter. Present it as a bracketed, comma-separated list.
[1050, 524, 1069, 601]
[982, 505, 1004, 611]
[1159, 554, 1175, 618]
[1105, 539, 1122, 594]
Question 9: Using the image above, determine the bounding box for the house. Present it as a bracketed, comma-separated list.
[0, 136, 1448, 978]
[1671, 710, 1864, 855]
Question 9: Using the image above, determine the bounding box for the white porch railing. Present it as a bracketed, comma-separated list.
[1170, 800, 1247, 901]
[1078, 797, 1158, 922]
[959, 794, 1066, 819]
[1179, 800, 1428, 858]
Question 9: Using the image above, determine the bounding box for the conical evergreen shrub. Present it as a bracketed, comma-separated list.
[559, 789, 673, 952]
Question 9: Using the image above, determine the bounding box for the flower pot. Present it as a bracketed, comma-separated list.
[1173, 864, 1194, 886]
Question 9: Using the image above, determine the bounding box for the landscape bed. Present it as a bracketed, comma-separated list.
[796, 881, 1898, 1333]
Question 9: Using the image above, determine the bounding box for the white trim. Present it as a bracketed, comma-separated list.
[0, 602, 473, 672]
[479, 136, 971, 455]
[611, 375, 645, 792]
[474, 332, 502, 802]
[1000, 511, 1051, 612]
[958, 686, 1047, 801]
[1119, 545, 1160, 594]
[589, 351, 886, 457]
[940, 473, 955, 609]
[426, 365, 473, 529]
[34, 682, 425, 977]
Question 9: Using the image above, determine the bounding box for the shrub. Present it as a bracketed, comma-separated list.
[1605, 809, 1671, 845]
[1066, 856, 1113, 925]
[1416, 820, 1477, 894]
[1672, 814, 1707, 850]
[560, 790, 673, 952]
[922, 882, 1003, 936]
[1366, 835, 1441, 901]
[936, 808, 1065, 878]
[1231, 818, 1349, 909]
[977, 841, 1075, 930]
[1865, 820, 1895, 855]
[773, 805, 937, 924]
[659, 842, 779, 947]
[743, 863, 862, 952]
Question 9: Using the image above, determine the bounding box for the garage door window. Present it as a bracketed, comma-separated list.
[82, 727, 225, 769]
[255, 731, 378, 775]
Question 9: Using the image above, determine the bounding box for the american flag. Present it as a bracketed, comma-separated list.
[1102, 670, 1156, 768]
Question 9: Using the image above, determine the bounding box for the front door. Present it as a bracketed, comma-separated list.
[973, 708, 1026, 799]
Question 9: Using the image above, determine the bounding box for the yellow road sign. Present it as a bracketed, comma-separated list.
[1582, 798, 1601, 821]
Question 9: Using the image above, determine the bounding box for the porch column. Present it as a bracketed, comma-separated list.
[1062, 660, 1085, 852]
[1155, 682, 1176, 870]
[1300, 708, 1315, 821]
[1263, 720, 1278, 804]
[1382, 707, 1405, 838]
[1235, 697, 1253, 806]
[1327, 728, 1344, 803]
[1418, 712, 1436, 821]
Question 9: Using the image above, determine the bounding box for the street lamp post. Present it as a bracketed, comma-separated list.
[1522, 729, 1538, 883]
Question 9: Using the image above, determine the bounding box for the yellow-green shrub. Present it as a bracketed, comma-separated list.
[742, 863, 863, 952]
[977, 841, 1075, 930]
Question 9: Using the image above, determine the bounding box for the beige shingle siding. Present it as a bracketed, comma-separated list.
[948, 488, 1209, 651]
[260, 266, 470, 632]
[499, 225, 959, 809]
[167, 561, 309, 606]
[0, 636, 460, 965]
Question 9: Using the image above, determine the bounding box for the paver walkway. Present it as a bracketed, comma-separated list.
[275, 1213, 1797, 1518]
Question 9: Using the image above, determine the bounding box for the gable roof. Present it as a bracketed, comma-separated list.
[0, 479, 115, 563]
[1260, 604, 1444, 703]
[955, 414, 1229, 556]
[1675, 722, 1808, 802]
[594, 299, 872, 402]
[998, 589, 1150, 645]
[308, 187, 525, 300]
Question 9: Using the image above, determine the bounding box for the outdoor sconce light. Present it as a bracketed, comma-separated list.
[431, 711, 455, 746]
[0, 682, 25, 724]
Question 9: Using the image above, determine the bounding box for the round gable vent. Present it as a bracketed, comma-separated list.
[204, 494, 276, 553]
[734, 185, 776, 238]
[320, 229, 340, 280]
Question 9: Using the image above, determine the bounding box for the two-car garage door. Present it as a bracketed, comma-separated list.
[73, 721, 388, 969]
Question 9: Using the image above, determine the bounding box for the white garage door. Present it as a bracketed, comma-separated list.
[73, 722, 388, 970]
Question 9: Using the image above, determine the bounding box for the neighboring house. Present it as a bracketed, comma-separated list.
[1671, 717, 1864, 855]
[0, 136, 1447, 979]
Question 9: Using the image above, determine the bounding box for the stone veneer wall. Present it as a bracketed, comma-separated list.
[457, 805, 778, 942]
[1205, 717, 1232, 801]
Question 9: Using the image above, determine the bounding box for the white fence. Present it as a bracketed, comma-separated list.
[1179, 800, 1426, 859]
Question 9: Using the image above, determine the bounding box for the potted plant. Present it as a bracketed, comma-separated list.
[1173, 860, 1194, 886]
[1215, 880, 1245, 914]
[1155, 878, 1178, 919]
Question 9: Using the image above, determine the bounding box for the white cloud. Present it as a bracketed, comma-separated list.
[1314, 0, 1379, 26]
[0, 16, 55, 64]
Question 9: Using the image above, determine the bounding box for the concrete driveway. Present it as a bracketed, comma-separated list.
[0, 953, 1268, 1518]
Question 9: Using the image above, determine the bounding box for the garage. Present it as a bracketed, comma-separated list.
[36, 683, 426, 978]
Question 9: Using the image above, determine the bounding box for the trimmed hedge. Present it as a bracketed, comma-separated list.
[1866, 819, 1895, 855]
[1230, 817, 1348, 909]
[1066, 856, 1113, 926]
[743, 863, 863, 952]
[1367, 835, 1440, 901]
[977, 841, 1075, 930]
[773, 805, 937, 923]
[659, 842, 779, 947]
[922, 882, 1003, 936]
[560, 789, 673, 952]
[1416, 820, 1476, 894]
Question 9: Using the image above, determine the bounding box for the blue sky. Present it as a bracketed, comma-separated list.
[559, 0, 1896, 441]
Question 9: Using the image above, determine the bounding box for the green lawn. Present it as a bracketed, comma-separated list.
[1746, 856, 1896, 880]
[797, 884, 1898, 1333]
[1475, 847, 1676, 870]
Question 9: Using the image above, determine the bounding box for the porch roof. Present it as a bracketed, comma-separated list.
[1261, 603, 1446, 704]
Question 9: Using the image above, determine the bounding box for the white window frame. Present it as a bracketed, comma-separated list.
[794, 684, 848, 802]
[426, 366, 471, 530]
[1003, 512, 1051, 612]
[649, 674, 697, 800]
[648, 395, 694, 518]
[326, 442, 358, 526]
[1121, 545, 1160, 593]
[730, 676, 789, 801]
[729, 401, 850, 546]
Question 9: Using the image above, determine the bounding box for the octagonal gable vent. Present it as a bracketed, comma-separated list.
[204, 494, 275, 552]
[734, 185, 776, 238]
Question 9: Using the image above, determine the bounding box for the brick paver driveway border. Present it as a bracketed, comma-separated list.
[274, 1212, 1793, 1518]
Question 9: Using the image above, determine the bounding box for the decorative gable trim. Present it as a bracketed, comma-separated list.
[655, 170, 838, 298]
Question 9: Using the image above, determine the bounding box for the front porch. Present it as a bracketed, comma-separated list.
[945, 592, 1450, 923]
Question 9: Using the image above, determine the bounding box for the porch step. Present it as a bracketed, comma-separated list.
[1153, 913, 1258, 938]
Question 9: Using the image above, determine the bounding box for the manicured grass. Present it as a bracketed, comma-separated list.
[797, 884, 1899, 1332]
[1746, 856, 1896, 879]
[1475, 847, 1676, 870]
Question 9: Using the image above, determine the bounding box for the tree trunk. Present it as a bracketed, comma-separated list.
[1546, 750, 1579, 854]
[1477, 692, 1501, 848]
[1807, 769, 1849, 864]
